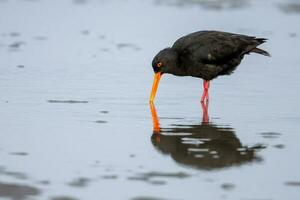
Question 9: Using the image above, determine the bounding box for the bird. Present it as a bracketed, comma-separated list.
[149, 30, 270, 102]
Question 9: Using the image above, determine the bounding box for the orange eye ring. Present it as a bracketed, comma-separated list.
[157, 62, 162, 68]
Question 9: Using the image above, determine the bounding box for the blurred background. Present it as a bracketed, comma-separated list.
[0, 0, 300, 200]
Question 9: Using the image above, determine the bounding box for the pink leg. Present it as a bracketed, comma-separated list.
[201, 80, 210, 102]
[201, 100, 209, 123]
[201, 81, 207, 102]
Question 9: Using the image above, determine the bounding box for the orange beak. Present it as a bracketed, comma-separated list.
[149, 72, 161, 102]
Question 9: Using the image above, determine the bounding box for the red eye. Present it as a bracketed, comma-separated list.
[157, 62, 162, 67]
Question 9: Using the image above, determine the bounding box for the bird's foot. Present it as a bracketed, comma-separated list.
[201, 100, 209, 123]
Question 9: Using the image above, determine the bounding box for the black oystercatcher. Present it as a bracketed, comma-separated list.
[150, 30, 270, 102]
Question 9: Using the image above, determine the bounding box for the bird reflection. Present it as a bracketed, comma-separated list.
[149, 102, 263, 170]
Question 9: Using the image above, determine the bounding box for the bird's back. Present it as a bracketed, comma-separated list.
[172, 30, 269, 80]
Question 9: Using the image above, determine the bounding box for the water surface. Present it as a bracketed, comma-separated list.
[0, 0, 300, 199]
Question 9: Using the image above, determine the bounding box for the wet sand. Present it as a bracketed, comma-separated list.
[0, 0, 300, 199]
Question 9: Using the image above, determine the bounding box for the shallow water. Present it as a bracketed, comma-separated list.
[0, 0, 300, 199]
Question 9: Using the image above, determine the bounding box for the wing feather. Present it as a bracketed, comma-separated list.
[173, 31, 261, 65]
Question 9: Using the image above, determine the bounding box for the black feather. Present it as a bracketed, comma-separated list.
[152, 30, 270, 80]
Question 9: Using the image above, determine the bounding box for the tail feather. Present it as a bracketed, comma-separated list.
[251, 47, 271, 57]
[243, 37, 270, 56]
[255, 38, 268, 44]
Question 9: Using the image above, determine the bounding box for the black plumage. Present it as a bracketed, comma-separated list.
[150, 30, 270, 102]
[152, 30, 269, 80]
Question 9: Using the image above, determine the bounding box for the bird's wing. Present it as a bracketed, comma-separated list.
[173, 31, 263, 64]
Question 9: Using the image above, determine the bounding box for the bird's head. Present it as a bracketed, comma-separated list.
[151, 48, 178, 74]
[150, 48, 178, 102]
